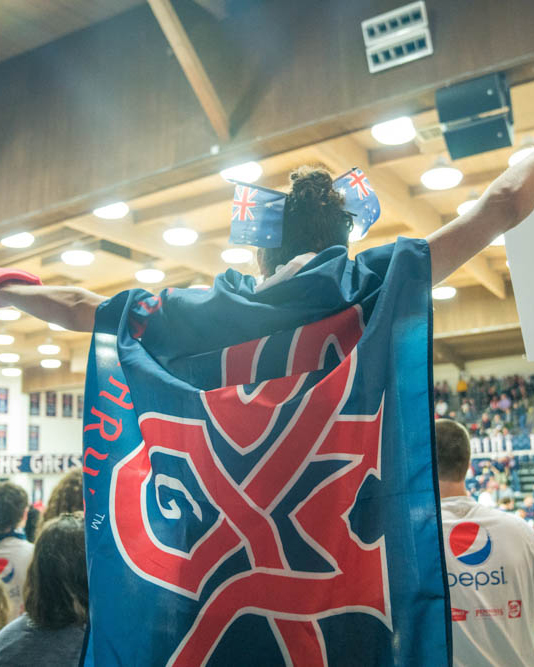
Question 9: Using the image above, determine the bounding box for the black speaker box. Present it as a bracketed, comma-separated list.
[436, 73, 513, 160]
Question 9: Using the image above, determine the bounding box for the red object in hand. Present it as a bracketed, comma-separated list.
[0, 269, 42, 286]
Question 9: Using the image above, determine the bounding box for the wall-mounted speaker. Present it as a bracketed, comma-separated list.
[435, 73, 513, 160]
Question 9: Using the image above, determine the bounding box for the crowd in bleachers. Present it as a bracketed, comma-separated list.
[434, 373, 534, 526]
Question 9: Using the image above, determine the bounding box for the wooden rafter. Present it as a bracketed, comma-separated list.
[147, 0, 229, 141]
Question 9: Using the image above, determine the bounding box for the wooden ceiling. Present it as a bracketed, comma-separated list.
[0, 0, 531, 388]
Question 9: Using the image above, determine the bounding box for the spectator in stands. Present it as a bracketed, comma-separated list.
[497, 392, 512, 412]
[0, 482, 34, 623]
[0, 513, 87, 666]
[435, 397, 449, 418]
[0, 582, 9, 631]
[436, 419, 534, 667]
[42, 469, 83, 522]
[521, 495, 534, 522]
[498, 496, 515, 513]
[456, 376, 468, 400]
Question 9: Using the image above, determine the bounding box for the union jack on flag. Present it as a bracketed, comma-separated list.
[232, 185, 258, 222]
[81, 239, 451, 666]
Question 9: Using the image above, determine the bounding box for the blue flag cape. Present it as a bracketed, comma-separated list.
[81, 238, 451, 666]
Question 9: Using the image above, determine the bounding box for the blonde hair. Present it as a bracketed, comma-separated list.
[0, 581, 11, 630]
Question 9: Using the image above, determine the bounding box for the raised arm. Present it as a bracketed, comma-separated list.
[0, 283, 106, 332]
[427, 152, 534, 285]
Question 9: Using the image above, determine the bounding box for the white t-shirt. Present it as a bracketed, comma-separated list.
[0, 533, 34, 623]
[441, 495, 534, 667]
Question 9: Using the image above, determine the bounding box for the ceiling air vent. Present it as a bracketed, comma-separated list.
[361, 1, 433, 74]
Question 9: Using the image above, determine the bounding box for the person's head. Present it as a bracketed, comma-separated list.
[0, 481, 28, 534]
[24, 505, 42, 543]
[499, 496, 514, 511]
[0, 581, 10, 630]
[24, 512, 87, 630]
[523, 495, 534, 508]
[43, 469, 83, 523]
[257, 166, 352, 277]
[435, 419, 471, 495]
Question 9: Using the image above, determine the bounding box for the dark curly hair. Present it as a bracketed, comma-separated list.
[24, 512, 88, 630]
[0, 481, 28, 534]
[257, 166, 352, 277]
[43, 468, 83, 523]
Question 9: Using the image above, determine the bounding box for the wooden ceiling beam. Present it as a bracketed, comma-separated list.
[147, 0, 229, 141]
[313, 134, 506, 299]
[433, 340, 466, 370]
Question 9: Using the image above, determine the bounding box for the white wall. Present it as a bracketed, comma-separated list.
[0, 375, 84, 504]
[433, 354, 534, 388]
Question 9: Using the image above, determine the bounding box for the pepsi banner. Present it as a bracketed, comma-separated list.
[82, 239, 451, 666]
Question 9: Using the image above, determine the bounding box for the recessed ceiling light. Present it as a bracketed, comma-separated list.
[421, 160, 463, 190]
[490, 234, 505, 247]
[508, 143, 534, 167]
[371, 116, 416, 145]
[0, 335, 14, 345]
[220, 161, 263, 183]
[221, 248, 253, 264]
[135, 268, 165, 284]
[0, 352, 20, 363]
[2, 367, 21, 377]
[432, 286, 457, 300]
[0, 309, 20, 321]
[457, 197, 479, 216]
[40, 359, 61, 369]
[93, 202, 130, 219]
[38, 344, 60, 355]
[163, 227, 198, 246]
[61, 249, 95, 266]
[187, 283, 211, 290]
[48, 322, 66, 332]
[1, 232, 35, 248]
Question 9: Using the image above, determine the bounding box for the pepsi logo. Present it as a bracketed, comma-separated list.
[0, 557, 15, 584]
[449, 522, 492, 566]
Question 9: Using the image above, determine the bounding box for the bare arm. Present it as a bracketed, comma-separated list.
[427, 151, 534, 285]
[0, 284, 106, 332]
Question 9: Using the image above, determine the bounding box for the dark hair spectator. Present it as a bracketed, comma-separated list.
[0, 482, 28, 534]
[0, 513, 87, 667]
[42, 469, 83, 523]
[24, 513, 87, 629]
[24, 506, 42, 544]
[257, 166, 352, 277]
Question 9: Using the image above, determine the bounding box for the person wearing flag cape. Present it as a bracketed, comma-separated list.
[0, 154, 533, 666]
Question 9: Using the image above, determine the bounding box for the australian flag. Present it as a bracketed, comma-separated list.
[333, 168, 381, 240]
[229, 183, 286, 248]
[81, 239, 451, 666]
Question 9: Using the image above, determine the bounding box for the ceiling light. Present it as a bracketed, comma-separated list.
[61, 249, 95, 266]
[220, 161, 263, 183]
[432, 286, 457, 300]
[0, 353, 20, 363]
[48, 322, 66, 331]
[221, 248, 253, 264]
[1, 232, 35, 248]
[0, 309, 20, 321]
[490, 234, 505, 247]
[38, 344, 60, 355]
[457, 192, 479, 216]
[93, 202, 130, 219]
[40, 359, 61, 369]
[508, 138, 534, 167]
[187, 283, 211, 290]
[163, 227, 198, 246]
[371, 116, 416, 145]
[135, 268, 165, 284]
[1, 367, 21, 377]
[0, 335, 14, 345]
[421, 158, 463, 190]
